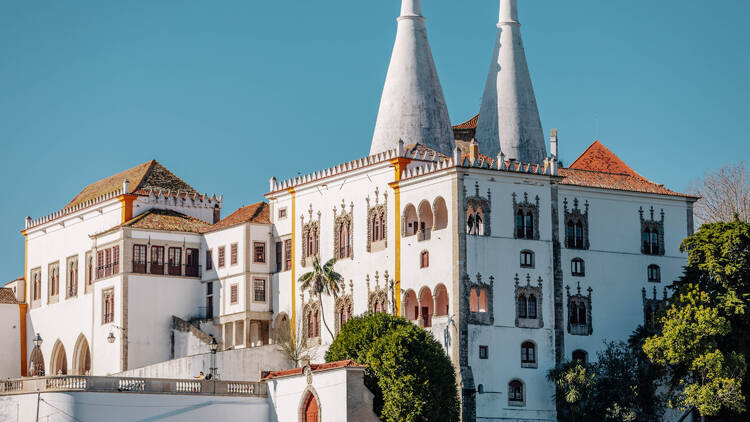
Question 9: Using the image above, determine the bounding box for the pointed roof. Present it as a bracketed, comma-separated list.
[370, 0, 454, 156]
[65, 160, 197, 210]
[0, 288, 19, 305]
[560, 141, 694, 198]
[475, 0, 547, 163]
[204, 202, 269, 233]
[98, 208, 212, 235]
[453, 114, 479, 130]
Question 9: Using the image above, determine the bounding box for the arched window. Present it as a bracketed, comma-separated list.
[433, 197, 448, 230]
[527, 295, 537, 319]
[475, 208, 484, 236]
[566, 221, 575, 248]
[651, 231, 659, 254]
[642, 229, 652, 254]
[419, 287, 434, 328]
[418, 200, 434, 240]
[434, 284, 449, 316]
[648, 264, 661, 283]
[575, 222, 584, 248]
[302, 391, 319, 422]
[572, 350, 588, 363]
[571, 258, 585, 277]
[337, 221, 351, 259]
[404, 290, 419, 321]
[420, 251, 429, 268]
[520, 250, 534, 268]
[403, 204, 418, 237]
[516, 210, 525, 238]
[470, 288, 479, 312]
[508, 380, 525, 406]
[517, 295, 527, 318]
[525, 212, 534, 239]
[478, 288, 488, 313]
[577, 302, 587, 324]
[521, 342, 536, 367]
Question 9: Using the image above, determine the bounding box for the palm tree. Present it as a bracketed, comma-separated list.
[298, 257, 343, 338]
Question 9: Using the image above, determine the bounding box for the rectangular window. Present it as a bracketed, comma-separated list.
[168, 247, 182, 275]
[151, 246, 165, 274]
[254, 242, 266, 263]
[206, 282, 214, 318]
[133, 244, 147, 273]
[206, 250, 213, 270]
[112, 245, 120, 274]
[420, 251, 429, 268]
[186, 248, 199, 277]
[479, 345, 489, 360]
[48, 262, 60, 298]
[278, 208, 287, 219]
[218, 246, 226, 268]
[96, 250, 105, 279]
[102, 288, 115, 324]
[284, 239, 292, 271]
[230, 243, 238, 266]
[230, 283, 238, 304]
[31, 268, 42, 302]
[253, 279, 266, 302]
[275, 241, 282, 272]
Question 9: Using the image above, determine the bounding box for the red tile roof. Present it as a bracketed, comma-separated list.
[101, 208, 212, 234]
[561, 141, 693, 198]
[0, 288, 19, 305]
[204, 202, 269, 232]
[65, 160, 198, 210]
[261, 360, 364, 380]
[453, 114, 479, 130]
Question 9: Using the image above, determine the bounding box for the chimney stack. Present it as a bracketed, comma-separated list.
[469, 139, 479, 164]
[122, 179, 131, 195]
[25, 216, 32, 229]
[550, 129, 558, 160]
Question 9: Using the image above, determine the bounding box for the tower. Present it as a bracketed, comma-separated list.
[475, 0, 547, 163]
[370, 0, 454, 156]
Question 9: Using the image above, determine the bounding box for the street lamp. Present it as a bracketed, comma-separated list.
[107, 325, 125, 344]
[208, 335, 219, 379]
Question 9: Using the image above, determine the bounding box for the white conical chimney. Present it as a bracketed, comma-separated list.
[370, 0, 454, 156]
[475, 0, 547, 163]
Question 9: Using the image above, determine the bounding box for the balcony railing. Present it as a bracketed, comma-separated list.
[0, 376, 266, 397]
[132, 261, 201, 278]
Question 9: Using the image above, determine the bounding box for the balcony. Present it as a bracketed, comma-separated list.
[132, 261, 202, 278]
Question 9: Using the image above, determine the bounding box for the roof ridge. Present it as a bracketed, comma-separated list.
[132, 160, 158, 191]
[569, 140, 646, 180]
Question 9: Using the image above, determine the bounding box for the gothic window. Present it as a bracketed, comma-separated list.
[512, 192, 539, 240]
[520, 250, 534, 268]
[643, 286, 668, 330]
[333, 201, 353, 260]
[564, 198, 589, 249]
[420, 250, 429, 268]
[367, 272, 391, 314]
[30, 268, 42, 305]
[367, 189, 387, 252]
[301, 205, 321, 264]
[521, 341, 537, 368]
[466, 274, 494, 325]
[102, 288, 114, 324]
[515, 274, 544, 329]
[567, 283, 593, 336]
[640, 207, 665, 255]
[48, 262, 59, 303]
[508, 380, 525, 406]
[572, 350, 588, 363]
[648, 265, 661, 283]
[465, 182, 492, 236]
[66, 256, 78, 298]
[571, 258, 585, 277]
[303, 301, 321, 344]
[334, 293, 354, 334]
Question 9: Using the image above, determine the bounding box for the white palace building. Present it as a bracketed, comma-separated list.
[0, 1, 697, 421]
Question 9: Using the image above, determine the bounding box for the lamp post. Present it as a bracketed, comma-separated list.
[107, 325, 126, 344]
[31, 333, 43, 376]
[208, 336, 218, 380]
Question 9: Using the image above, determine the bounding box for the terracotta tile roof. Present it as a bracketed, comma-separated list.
[65, 160, 198, 210]
[261, 360, 364, 380]
[0, 288, 19, 305]
[453, 114, 479, 130]
[105, 208, 211, 234]
[560, 141, 693, 198]
[204, 202, 269, 232]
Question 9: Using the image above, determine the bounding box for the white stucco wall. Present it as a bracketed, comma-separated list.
[0, 304, 21, 379]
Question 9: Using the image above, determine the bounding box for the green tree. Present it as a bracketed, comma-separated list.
[298, 257, 344, 338]
[644, 219, 750, 420]
[326, 313, 459, 422]
[548, 360, 597, 421]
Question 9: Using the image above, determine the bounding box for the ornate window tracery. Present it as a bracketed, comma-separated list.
[640, 206, 665, 256]
[366, 188, 387, 252]
[301, 296, 321, 346]
[466, 273, 494, 325]
[513, 192, 539, 240]
[333, 200, 353, 260]
[567, 282, 593, 336]
[465, 182, 491, 236]
[564, 198, 589, 249]
[301, 204, 321, 266]
[515, 274, 543, 329]
[334, 281, 354, 334]
[367, 271, 392, 314]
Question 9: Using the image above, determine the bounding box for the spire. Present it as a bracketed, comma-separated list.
[475, 0, 546, 163]
[370, 0, 454, 156]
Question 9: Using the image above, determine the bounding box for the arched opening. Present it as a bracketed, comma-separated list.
[508, 380, 525, 406]
[273, 312, 291, 344]
[72, 335, 91, 375]
[417, 200, 433, 240]
[404, 290, 419, 321]
[517, 295, 527, 318]
[572, 349, 588, 363]
[466, 205, 476, 234]
[419, 287, 434, 327]
[301, 391, 319, 422]
[29, 347, 45, 377]
[527, 295, 537, 319]
[469, 288, 479, 312]
[478, 288, 488, 313]
[475, 207, 484, 236]
[434, 284, 449, 316]
[516, 210, 525, 238]
[433, 197, 448, 230]
[50, 340, 68, 375]
[521, 341, 536, 367]
[403, 204, 418, 237]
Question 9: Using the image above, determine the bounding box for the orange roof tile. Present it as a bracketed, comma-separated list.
[568, 141, 645, 179]
[0, 288, 19, 305]
[453, 114, 479, 130]
[102, 208, 211, 234]
[65, 160, 197, 210]
[204, 202, 269, 232]
[261, 360, 364, 380]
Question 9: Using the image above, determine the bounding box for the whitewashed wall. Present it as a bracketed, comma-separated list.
[0, 304, 21, 378]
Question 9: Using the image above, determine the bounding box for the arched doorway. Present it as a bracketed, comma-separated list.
[301, 390, 319, 422]
[50, 340, 68, 375]
[29, 347, 45, 377]
[273, 313, 291, 344]
[72, 335, 91, 375]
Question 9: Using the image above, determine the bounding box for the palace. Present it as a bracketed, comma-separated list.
[0, 1, 697, 421]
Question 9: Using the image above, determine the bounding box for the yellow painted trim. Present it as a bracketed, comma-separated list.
[117, 194, 137, 223]
[19, 303, 27, 376]
[389, 158, 411, 317]
[288, 188, 297, 340]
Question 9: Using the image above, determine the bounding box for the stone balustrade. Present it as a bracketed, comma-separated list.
[0, 375, 267, 397]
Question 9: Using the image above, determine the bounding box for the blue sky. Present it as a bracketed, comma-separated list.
[1, 0, 748, 284]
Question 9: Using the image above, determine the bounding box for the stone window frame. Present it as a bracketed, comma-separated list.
[301, 204, 321, 266]
[465, 273, 494, 326]
[420, 250, 429, 268]
[520, 250, 534, 269]
[277, 207, 288, 220]
[252, 278, 267, 303]
[218, 246, 226, 268]
[564, 198, 590, 250]
[333, 200, 354, 260]
[513, 192, 540, 240]
[478, 345, 489, 360]
[465, 181, 492, 236]
[508, 379, 526, 407]
[47, 261, 60, 304]
[231, 243, 239, 266]
[30, 267, 42, 308]
[640, 206, 665, 256]
[366, 271, 393, 314]
[102, 288, 115, 324]
[229, 283, 239, 305]
[65, 255, 79, 299]
[521, 341, 537, 368]
[647, 264, 661, 283]
[253, 241, 266, 264]
[301, 299, 322, 347]
[571, 258, 585, 277]
[334, 283, 354, 334]
[642, 286, 668, 330]
[567, 282, 593, 336]
[84, 252, 94, 294]
[514, 274, 544, 329]
[366, 188, 388, 253]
